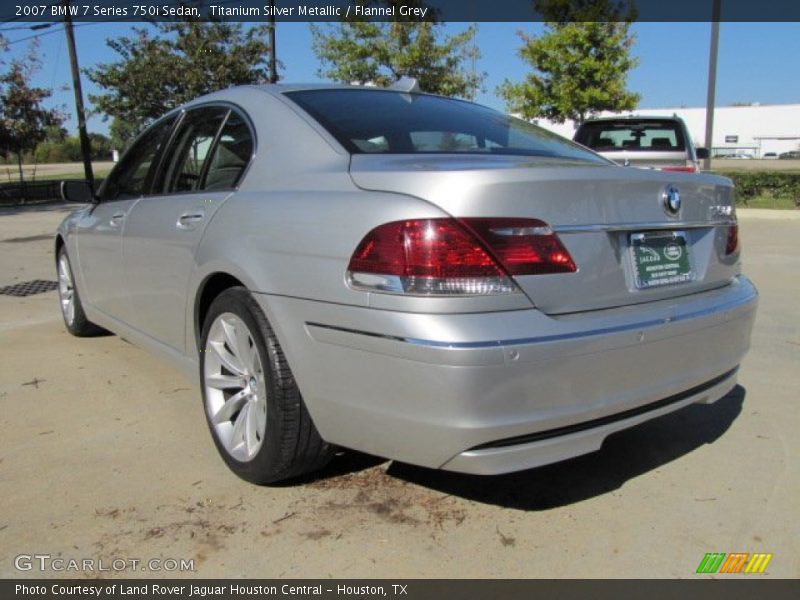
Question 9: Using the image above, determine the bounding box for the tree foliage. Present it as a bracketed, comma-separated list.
[499, 0, 640, 124]
[88, 19, 275, 148]
[35, 133, 113, 163]
[311, 2, 484, 99]
[0, 40, 65, 181]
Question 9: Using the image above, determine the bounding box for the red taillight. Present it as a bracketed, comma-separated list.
[661, 165, 697, 173]
[725, 223, 739, 255]
[347, 217, 576, 296]
[458, 218, 577, 275]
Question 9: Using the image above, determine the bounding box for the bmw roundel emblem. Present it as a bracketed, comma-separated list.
[663, 185, 681, 216]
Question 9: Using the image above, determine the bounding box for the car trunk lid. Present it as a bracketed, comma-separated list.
[349, 154, 739, 314]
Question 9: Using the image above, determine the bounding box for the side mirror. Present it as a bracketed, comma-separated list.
[60, 180, 96, 203]
[696, 147, 710, 160]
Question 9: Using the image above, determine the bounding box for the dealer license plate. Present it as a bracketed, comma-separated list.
[630, 231, 694, 289]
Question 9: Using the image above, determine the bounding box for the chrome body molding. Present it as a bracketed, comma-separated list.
[552, 219, 735, 234]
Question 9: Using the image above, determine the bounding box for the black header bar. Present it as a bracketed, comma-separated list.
[3, 580, 800, 600]
[3, 0, 800, 23]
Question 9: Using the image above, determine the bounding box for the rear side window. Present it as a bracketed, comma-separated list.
[286, 89, 605, 163]
[204, 112, 254, 191]
[575, 120, 687, 152]
[159, 107, 229, 194]
[156, 107, 254, 194]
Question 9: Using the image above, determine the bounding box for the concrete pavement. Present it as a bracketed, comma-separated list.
[0, 205, 797, 578]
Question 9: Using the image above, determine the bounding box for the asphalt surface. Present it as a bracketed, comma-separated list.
[0, 204, 797, 578]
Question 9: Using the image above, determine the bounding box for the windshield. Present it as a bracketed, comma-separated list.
[575, 120, 687, 152]
[286, 89, 606, 163]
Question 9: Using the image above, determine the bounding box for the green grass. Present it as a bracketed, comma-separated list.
[26, 170, 111, 181]
[737, 195, 798, 210]
[0, 170, 110, 182]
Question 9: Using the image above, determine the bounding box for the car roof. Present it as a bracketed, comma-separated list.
[255, 83, 377, 93]
[580, 115, 684, 124]
[252, 83, 457, 102]
[180, 83, 450, 110]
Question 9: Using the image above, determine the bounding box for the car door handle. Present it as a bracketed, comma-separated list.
[176, 210, 206, 230]
[109, 212, 125, 227]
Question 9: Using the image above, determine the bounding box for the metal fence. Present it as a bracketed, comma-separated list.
[0, 180, 63, 206]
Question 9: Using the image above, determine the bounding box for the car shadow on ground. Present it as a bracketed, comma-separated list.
[389, 385, 746, 510]
[311, 385, 746, 510]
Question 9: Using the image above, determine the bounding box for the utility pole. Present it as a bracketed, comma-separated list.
[268, 0, 277, 83]
[63, 0, 94, 188]
[703, 0, 721, 171]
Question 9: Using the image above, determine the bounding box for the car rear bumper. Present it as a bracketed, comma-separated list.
[254, 275, 757, 474]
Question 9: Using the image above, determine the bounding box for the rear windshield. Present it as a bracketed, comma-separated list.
[574, 120, 687, 152]
[286, 89, 605, 163]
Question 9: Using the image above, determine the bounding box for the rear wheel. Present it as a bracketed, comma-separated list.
[200, 287, 333, 484]
[57, 247, 104, 337]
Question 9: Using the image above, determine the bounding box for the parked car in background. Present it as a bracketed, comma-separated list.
[762, 152, 778, 159]
[574, 115, 709, 172]
[56, 84, 756, 484]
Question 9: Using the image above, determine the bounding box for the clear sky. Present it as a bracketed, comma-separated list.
[1, 20, 799, 135]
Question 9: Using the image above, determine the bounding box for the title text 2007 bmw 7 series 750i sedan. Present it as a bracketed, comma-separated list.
[56, 83, 757, 484]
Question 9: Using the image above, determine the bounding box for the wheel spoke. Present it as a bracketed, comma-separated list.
[255, 395, 267, 435]
[235, 330, 257, 375]
[229, 402, 249, 450]
[220, 318, 241, 359]
[209, 340, 246, 376]
[59, 259, 70, 284]
[212, 389, 249, 425]
[206, 372, 246, 390]
[245, 398, 260, 451]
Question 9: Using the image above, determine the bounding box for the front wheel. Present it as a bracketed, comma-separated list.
[57, 247, 105, 337]
[200, 287, 333, 484]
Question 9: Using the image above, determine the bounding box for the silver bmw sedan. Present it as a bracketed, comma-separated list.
[56, 84, 758, 484]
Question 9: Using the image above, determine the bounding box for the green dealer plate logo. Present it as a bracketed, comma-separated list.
[631, 231, 694, 289]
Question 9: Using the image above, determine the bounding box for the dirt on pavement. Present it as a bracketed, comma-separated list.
[0, 204, 797, 578]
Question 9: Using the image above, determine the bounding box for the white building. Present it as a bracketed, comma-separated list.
[533, 103, 800, 158]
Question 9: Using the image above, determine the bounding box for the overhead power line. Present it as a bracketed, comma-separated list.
[3, 21, 93, 46]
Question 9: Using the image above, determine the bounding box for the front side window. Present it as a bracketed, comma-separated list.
[285, 89, 605, 163]
[99, 116, 176, 201]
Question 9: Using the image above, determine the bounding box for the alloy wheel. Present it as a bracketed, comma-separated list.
[203, 313, 268, 462]
[58, 254, 75, 326]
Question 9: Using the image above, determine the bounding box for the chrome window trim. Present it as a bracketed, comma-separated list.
[553, 219, 736, 234]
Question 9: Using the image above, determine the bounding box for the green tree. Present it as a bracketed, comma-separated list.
[311, 2, 484, 99]
[499, 0, 640, 124]
[88, 19, 275, 148]
[44, 123, 68, 143]
[88, 132, 113, 161]
[0, 40, 65, 181]
[108, 117, 141, 153]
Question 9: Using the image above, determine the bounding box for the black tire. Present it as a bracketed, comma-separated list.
[56, 247, 105, 337]
[200, 287, 333, 484]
